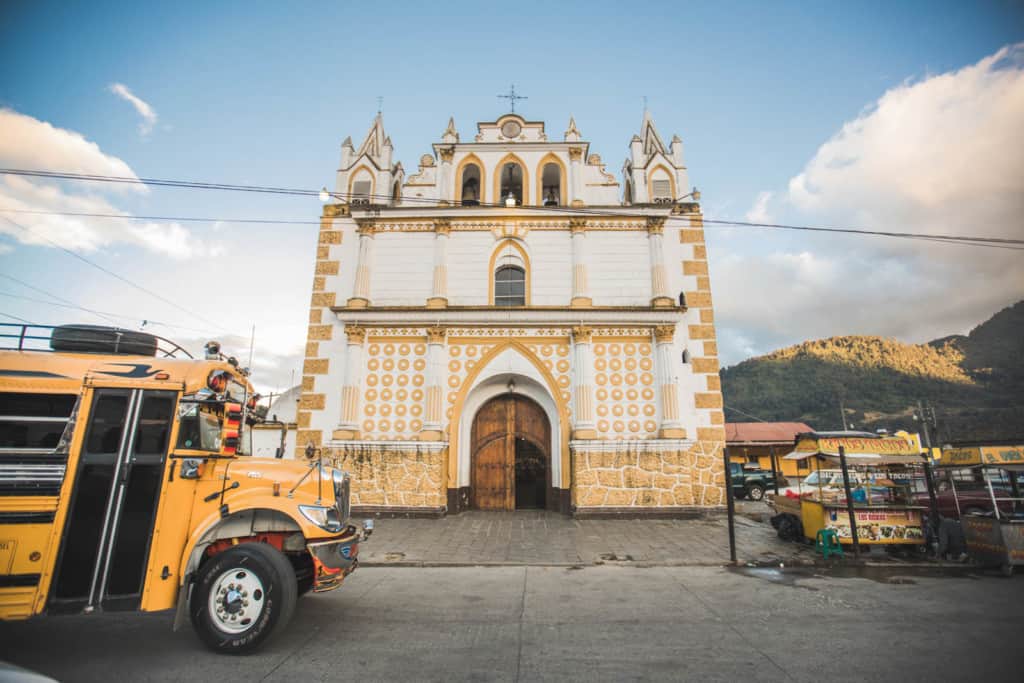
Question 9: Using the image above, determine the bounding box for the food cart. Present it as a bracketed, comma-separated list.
[937, 444, 1024, 576]
[769, 432, 928, 553]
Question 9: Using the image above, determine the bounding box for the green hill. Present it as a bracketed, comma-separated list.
[720, 300, 1024, 443]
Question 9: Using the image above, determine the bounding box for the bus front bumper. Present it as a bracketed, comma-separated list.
[307, 520, 373, 592]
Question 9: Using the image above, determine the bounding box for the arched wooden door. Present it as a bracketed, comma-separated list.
[471, 395, 551, 511]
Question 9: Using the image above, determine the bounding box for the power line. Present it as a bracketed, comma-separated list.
[0, 214, 227, 332]
[2, 167, 1022, 248]
[0, 310, 34, 324]
[723, 403, 772, 423]
[0, 272, 121, 326]
[0, 208, 317, 226]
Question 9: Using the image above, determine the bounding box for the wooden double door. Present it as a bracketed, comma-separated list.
[471, 395, 551, 511]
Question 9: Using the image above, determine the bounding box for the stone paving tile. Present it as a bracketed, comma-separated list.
[359, 510, 813, 566]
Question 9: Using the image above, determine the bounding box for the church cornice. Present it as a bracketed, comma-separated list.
[329, 306, 687, 326]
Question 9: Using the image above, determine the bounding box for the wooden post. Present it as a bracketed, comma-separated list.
[838, 445, 860, 558]
[723, 447, 737, 564]
[768, 445, 780, 496]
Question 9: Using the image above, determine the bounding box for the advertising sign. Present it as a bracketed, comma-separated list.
[824, 507, 924, 544]
[939, 445, 1024, 468]
[794, 436, 918, 457]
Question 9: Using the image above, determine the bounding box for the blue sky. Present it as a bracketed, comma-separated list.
[1, 1, 1022, 390]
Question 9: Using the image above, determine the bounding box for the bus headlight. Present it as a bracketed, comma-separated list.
[298, 504, 343, 533]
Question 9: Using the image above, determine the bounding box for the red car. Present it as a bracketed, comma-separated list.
[913, 483, 1015, 519]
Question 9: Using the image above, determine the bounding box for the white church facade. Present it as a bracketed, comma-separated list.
[298, 110, 726, 516]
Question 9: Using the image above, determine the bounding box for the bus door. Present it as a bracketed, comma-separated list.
[49, 388, 176, 612]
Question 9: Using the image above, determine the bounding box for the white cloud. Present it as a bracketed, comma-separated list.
[0, 109, 222, 259]
[108, 83, 158, 136]
[744, 191, 773, 222]
[714, 43, 1024, 365]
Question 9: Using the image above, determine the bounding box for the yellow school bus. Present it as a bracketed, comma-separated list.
[0, 324, 371, 653]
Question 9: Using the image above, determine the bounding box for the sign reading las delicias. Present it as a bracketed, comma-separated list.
[825, 508, 925, 544]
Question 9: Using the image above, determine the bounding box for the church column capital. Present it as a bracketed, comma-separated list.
[426, 326, 447, 344]
[571, 326, 593, 344]
[438, 146, 455, 163]
[569, 218, 587, 234]
[653, 325, 675, 344]
[646, 216, 666, 235]
[345, 325, 367, 345]
[568, 147, 584, 162]
[356, 219, 378, 236]
[433, 218, 452, 236]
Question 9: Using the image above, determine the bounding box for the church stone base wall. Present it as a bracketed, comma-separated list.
[571, 440, 725, 515]
[325, 443, 446, 513]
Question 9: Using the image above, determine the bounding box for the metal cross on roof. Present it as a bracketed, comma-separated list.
[498, 84, 527, 113]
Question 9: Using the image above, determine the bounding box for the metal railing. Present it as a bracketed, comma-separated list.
[0, 323, 193, 359]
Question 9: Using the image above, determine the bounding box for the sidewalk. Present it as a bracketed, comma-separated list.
[358, 510, 813, 567]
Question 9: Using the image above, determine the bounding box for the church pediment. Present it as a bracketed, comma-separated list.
[475, 114, 548, 143]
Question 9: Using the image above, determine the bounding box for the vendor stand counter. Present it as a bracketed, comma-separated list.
[775, 432, 929, 547]
[939, 445, 1024, 576]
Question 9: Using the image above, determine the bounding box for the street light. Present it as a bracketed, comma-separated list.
[678, 186, 701, 202]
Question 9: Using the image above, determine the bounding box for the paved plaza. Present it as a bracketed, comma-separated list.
[357, 510, 813, 567]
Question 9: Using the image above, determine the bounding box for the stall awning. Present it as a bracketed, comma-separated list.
[783, 432, 924, 466]
[938, 445, 1024, 469]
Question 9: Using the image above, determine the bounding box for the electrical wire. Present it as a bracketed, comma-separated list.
[2, 167, 1022, 248]
[0, 310, 34, 324]
[0, 272, 121, 326]
[723, 404, 773, 423]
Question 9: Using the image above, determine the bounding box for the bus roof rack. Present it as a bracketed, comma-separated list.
[0, 323, 194, 359]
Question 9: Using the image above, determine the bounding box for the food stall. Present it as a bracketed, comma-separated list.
[937, 444, 1024, 576]
[769, 431, 928, 552]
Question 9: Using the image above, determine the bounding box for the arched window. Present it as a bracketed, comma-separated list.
[461, 163, 481, 206]
[541, 163, 560, 206]
[500, 162, 524, 206]
[494, 265, 526, 306]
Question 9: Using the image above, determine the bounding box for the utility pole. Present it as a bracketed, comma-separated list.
[839, 397, 849, 431]
[917, 400, 942, 544]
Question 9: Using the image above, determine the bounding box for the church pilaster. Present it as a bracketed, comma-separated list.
[568, 146, 584, 206]
[647, 217, 674, 308]
[653, 325, 684, 439]
[426, 219, 450, 309]
[333, 325, 366, 440]
[571, 326, 597, 439]
[347, 221, 376, 308]
[437, 146, 455, 206]
[569, 219, 591, 307]
[419, 326, 446, 441]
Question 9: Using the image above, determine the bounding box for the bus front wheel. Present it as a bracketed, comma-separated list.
[190, 542, 298, 654]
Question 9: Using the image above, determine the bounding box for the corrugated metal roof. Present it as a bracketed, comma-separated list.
[725, 421, 815, 445]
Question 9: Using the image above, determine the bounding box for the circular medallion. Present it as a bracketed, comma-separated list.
[501, 120, 522, 138]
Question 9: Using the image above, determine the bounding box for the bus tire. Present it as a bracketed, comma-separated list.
[190, 542, 298, 654]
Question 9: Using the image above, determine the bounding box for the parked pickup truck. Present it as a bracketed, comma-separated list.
[913, 484, 1015, 519]
[728, 463, 778, 501]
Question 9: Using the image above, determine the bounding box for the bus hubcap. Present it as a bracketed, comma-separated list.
[208, 567, 265, 633]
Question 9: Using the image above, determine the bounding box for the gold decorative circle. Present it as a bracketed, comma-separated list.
[413, 358, 426, 371]
[367, 358, 380, 371]
[624, 343, 637, 355]
[397, 375, 409, 386]
[447, 391, 458, 403]
[541, 345, 553, 357]
[379, 404, 392, 417]
[625, 373, 638, 386]
[594, 344, 606, 356]
[639, 343, 652, 356]
[595, 373, 607, 386]
[382, 358, 395, 371]
[611, 388, 623, 401]
[613, 420, 625, 433]
[450, 346, 461, 357]
[629, 420, 641, 433]
[446, 407, 453, 419]
[625, 358, 638, 371]
[378, 419, 390, 431]
[396, 389, 408, 401]
[642, 388, 655, 401]
[381, 375, 394, 387]
[596, 388, 608, 401]
[399, 343, 411, 356]
[556, 359, 570, 373]
[643, 404, 656, 416]
[640, 372, 654, 386]
[448, 375, 460, 388]
[465, 345, 477, 357]
[363, 419, 375, 432]
[365, 389, 378, 401]
[414, 343, 426, 355]
[557, 375, 570, 388]
[365, 404, 377, 416]
[610, 374, 623, 386]
[412, 375, 424, 386]
[609, 343, 622, 355]
[384, 344, 395, 355]
[366, 375, 379, 387]
[410, 419, 422, 431]
[626, 389, 638, 401]
[597, 405, 609, 417]
[597, 419, 610, 432]
[448, 360, 461, 372]
[368, 344, 380, 355]
[394, 419, 406, 432]
[412, 389, 424, 401]
[395, 404, 407, 416]
[609, 358, 622, 372]
[556, 345, 569, 357]
[644, 420, 658, 433]
[543, 359, 553, 370]
[411, 404, 423, 416]
[594, 358, 607, 371]
[398, 358, 410, 371]
[612, 404, 624, 417]
[640, 357, 653, 371]
[380, 388, 392, 401]
[628, 404, 640, 417]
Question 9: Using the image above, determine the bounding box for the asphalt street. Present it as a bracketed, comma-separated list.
[1, 566, 1021, 682]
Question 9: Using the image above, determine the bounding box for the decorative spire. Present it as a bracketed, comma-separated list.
[564, 115, 581, 142]
[441, 117, 459, 143]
